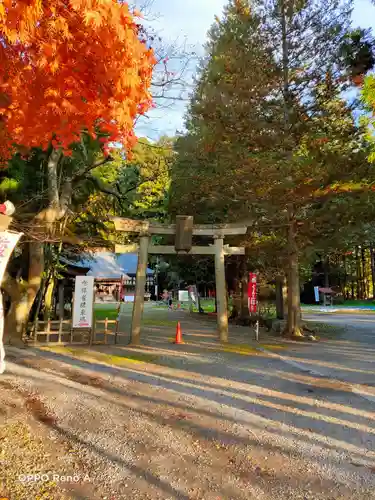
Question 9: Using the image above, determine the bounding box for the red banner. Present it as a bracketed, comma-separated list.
[248, 273, 257, 313]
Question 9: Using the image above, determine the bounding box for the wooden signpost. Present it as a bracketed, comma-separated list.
[112, 216, 248, 345]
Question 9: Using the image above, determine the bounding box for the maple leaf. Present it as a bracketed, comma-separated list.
[0, 0, 155, 161]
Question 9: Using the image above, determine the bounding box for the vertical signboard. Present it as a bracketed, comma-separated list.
[314, 286, 320, 303]
[72, 276, 95, 328]
[178, 290, 189, 303]
[248, 273, 257, 314]
[0, 231, 22, 374]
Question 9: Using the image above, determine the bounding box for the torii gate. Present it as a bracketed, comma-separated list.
[112, 216, 248, 344]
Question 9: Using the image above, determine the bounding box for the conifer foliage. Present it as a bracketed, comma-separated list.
[173, 0, 374, 337]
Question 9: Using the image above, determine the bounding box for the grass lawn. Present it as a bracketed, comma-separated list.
[302, 299, 375, 310]
[193, 298, 216, 313]
[340, 299, 375, 308]
[94, 304, 119, 320]
[93, 302, 173, 322]
[40, 345, 159, 365]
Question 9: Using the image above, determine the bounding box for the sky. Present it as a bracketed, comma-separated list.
[135, 0, 375, 140]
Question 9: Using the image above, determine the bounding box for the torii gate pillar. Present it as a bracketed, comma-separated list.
[130, 234, 149, 346]
[214, 236, 228, 343]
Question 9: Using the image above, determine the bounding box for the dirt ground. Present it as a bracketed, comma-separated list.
[1, 306, 375, 499]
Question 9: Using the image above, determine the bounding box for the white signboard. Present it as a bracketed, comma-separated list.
[72, 276, 95, 328]
[314, 286, 320, 303]
[178, 290, 189, 303]
[0, 231, 22, 375]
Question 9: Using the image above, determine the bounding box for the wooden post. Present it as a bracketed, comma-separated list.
[130, 234, 149, 346]
[114, 317, 119, 345]
[58, 317, 63, 344]
[89, 298, 95, 346]
[214, 237, 228, 343]
[47, 319, 51, 344]
[104, 317, 108, 344]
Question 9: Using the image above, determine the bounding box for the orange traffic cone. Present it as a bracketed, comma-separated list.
[174, 322, 184, 344]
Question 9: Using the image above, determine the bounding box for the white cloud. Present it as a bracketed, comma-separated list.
[149, 0, 227, 45]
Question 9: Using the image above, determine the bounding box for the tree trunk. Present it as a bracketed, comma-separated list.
[238, 257, 250, 321]
[32, 279, 45, 334]
[362, 247, 368, 299]
[13, 149, 66, 333]
[285, 218, 303, 337]
[280, 0, 290, 126]
[5, 298, 29, 347]
[43, 277, 55, 322]
[230, 277, 241, 321]
[324, 257, 329, 288]
[342, 254, 347, 298]
[275, 275, 285, 319]
[280, 3, 302, 336]
[230, 260, 250, 323]
[240, 274, 250, 320]
[3, 277, 27, 347]
[47, 148, 62, 211]
[3, 240, 45, 345]
[356, 246, 362, 299]
[24, 242, 45, 328]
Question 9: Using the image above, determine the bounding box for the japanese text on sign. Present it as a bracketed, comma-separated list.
[72, 276, 94, 328]
[248, 273, 257, 314]
[0, 232, 22, 281]
[0, 231, 22, 375]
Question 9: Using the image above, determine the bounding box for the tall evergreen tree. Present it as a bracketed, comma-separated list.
[172, 0, 375, 337]
[171, 0, 282, 222]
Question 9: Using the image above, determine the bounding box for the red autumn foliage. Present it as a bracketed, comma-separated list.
[351, 74, 365, 87]
[0, 0, 155, 160]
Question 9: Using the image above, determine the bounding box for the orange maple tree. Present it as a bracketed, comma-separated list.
[0, 0, 155, 159]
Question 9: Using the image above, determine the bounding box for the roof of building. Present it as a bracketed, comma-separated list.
[77, 252, 153, 278]
[318, 287, 335, 294]
[59, 257, 90, 277]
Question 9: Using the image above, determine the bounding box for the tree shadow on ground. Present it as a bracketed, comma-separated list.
[8, 353, 375, 463]
[8, 366, 375, 499]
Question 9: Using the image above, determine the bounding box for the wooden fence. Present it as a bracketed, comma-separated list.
[26, 318, 129, 346]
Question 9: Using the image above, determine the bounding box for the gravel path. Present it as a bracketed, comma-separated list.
[1, 311, 375, 499]
[275, 312, 375, 389]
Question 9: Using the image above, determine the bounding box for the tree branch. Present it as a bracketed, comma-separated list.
[87, 175, 121, 199]
[87, 175, 140, 200]
[72, 155, 114, 183]
[57, 155, 114, 218]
